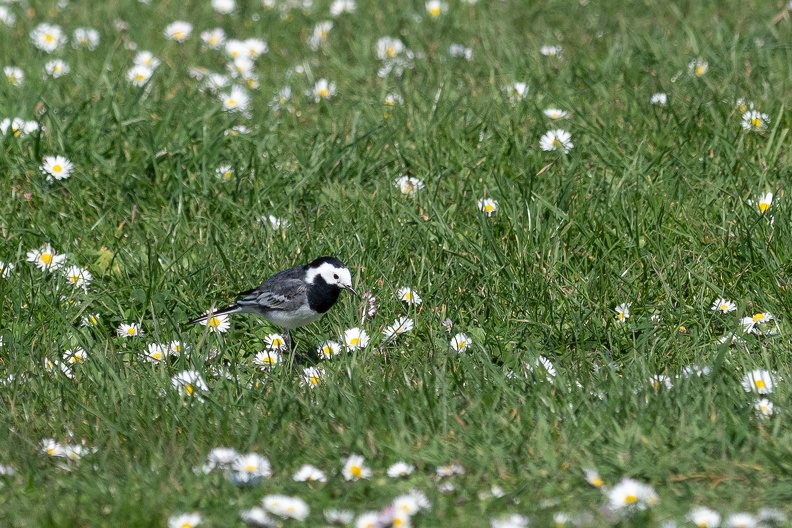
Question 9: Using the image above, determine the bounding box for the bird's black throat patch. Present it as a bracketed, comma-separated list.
[306, 275, 341, 314]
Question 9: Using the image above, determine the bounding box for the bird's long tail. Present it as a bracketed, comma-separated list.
[186, 304, 242, 325]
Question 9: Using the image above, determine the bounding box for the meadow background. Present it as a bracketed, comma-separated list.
[1, 0, 792, 526]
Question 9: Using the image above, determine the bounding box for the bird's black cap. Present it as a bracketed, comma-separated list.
[308, 256, 346, 269]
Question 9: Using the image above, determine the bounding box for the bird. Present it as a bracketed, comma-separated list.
[188, 256, 357, 350]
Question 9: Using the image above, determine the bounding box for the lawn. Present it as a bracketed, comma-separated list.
[1, 0, 792, 526]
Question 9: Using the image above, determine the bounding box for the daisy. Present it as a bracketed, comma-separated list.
[754, 398, 774, 418]
[607, 477, 658, 511]
[253, 350, 281, 369]
[755, 192, 773, 213]
[269, 86, 292, 111]
[397, 287, 422, 305]
[0, 6, 16, 27]
[1, 118, 38, 137]
[689, 58, 708, 77]
[302, 366, 324, 388]
[504, 82, 528, 103]
[4, 66, 23, 86]
[724, 513, 757, 528]
[317, 340, 342, 359]
[383, 317, 414, 340]
[63, 347, 87, 366]
[614, 302, 630, 322]
[543, 108, 569, 119]
[167, 513, 202, 528]
[310, 78, 336, 102]
[171, 370, 208, 398]
[491, 514, 530, 528]
[681, 364, 711, 378]
[232, 453, 272, 481]
[30, 23, 67, 53]
[81, 313, 100, 327]
[228, 56, 255, 79]
[44, 59, 70, 79]
[450, 332, 471, 353]
[127, 65, 153, 87]
[741, 369, 774, 394]
[265, 215, 289, 230]
[41, 438, 67, 457]
[539, 129, 573, 153]
[394, 176, 424, 195]
[384, 93, 404, 107]
[437, 463, 464, 477]
[344, 327, 370, 350]
[201, 28, 226, 49]
[449, 44, 473, 60]
[308, 21, 333, 51]
[649, 374, 673, 391]
[325, 509, 354, 524]
[41, 155, 74, 181]
[212, 0, 235, 13]
[478, 198, 499, 216]
[526, 356, 557, 381]
[63, 265, 92, 289]
[117, 323, 143, 337]
[376, 37, 406, 60]
[293, 464, 327, 482]
[200, 313, 230, 333]
[736, 98, 754, 113]
[144, 343, 169, 363]
[687, 507, 721, 528]
[243, 38, 268, 59]
[26, 244, 66, 271]
[342, 454, 372, 481]
[426, 0, 448, 17]
[133, 51, 160, 69]
[0, 261, 13, 278]
[73, 28, 99, 50]
[741, 312, 773, 334]
[650, 93, 668, 106]
[164, 21, 192, 42]
[215, 165, 234, 180]
[205, 447, 239, 470]
[741, 110, 769, 132]
[330, 0, 356, 16]
[540, 45, 562, 56]
[240, 507, 276, 527]
[262, 495, 310, 521]
[265, 334, 288, 351]
[220, 85, 250, 113]
[711, 298, 736, 313]
[387, 461, 415, 478]
[584, 468, 605, 488]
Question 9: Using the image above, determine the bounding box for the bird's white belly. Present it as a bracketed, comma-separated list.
[264, 305, 324, 330]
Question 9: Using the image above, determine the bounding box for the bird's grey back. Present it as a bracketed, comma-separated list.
[236, 264, 309, 312]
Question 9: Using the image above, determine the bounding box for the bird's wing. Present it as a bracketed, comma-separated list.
[236, 278, 308, 311]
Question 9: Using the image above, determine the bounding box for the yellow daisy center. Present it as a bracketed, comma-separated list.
[41, 253, 53, 264]
[181, 523, 194, 528]
[271, 338, 284, 347]
[223, 171, 232, 179]
[752, 313, 765, 322]
[245, 464, 256, 472]
[89, 316, 97, 324]
[134, 73, 145, 82]
[393, 518, 406, 527]
[755, 379, 766, 389]
[404, 292, 412, 300]
[226, 97, 236, 106]
[720, 304, 729, 310]
[351, 465, 362, 478]
[695, 65, 705, 75]
[173, 31, 184, 40]
[751, 118, 762, 128]
[386, 47, 397, 58]
[318, 88, 329, 98]
[309, 376, 320, 385]
[484, 204, 494, 212]
[624, 494, 638, 504]
[697, 523, 709, 528]
[457, 340, 467, 349]
[208, 316, 222, 328]
[592, 476, 604, 487]
[349, 337, 360, 346]
[152, 352, 162, 360]
[552, 138, 562, 148]
[185, 384, 194, 395]
[127, 327, 136, 335]
[70, 275, 79, 283]
[47, 447, 56, 455]
[52, 164, 62, 173]
[209, 36, 218, 45]
[759, 202, 770, 212]
[403, 182, 414, 192]
[44, 33, 54, 43]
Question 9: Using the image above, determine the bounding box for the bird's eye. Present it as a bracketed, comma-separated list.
[333, 274, 339, 280]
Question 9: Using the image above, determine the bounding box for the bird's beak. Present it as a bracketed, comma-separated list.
[344, 285, 359, 297]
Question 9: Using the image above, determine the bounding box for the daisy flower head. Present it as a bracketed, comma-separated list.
[4, 66, 23, 86]
[330, 0, 356, 16]
[742, 111, 769, 132]
[383, 317, 414, 341]
[681, 364, 711, 378]
[755, 192, 773, 214]
[26, 244, 66, 271]
[41, 438, 66, 457]
[711, 298, 736, 313]
[212, 0, 235, 14]
[310, 78, 336, 102]
[264, 215, 289, 230]
[302, 366, 324, 388]
[687, 507, 721, 528]
[307, 21, 333, 51]
[231, 452, 272, 484]
[240, 507, 276, 527]
[741, 369, 774, 394]
[63, 265, 92, 289]
[30, 23, 67, 53]
[0, 6, 16, 27]
[426, 0, 448, 17]
[171, 370, 208, 398]
[1, 118, 39, 137]
[614, 302, 630, 322]
[201, 28, 226, 49]
[397, 287, 422, 305]
[270, 85, 292, 111]
[526, 355, 557, 382]
[205, 447, 239, 471]
[133, 51, 160, 69]
[127, 65, 153, 87]
[387, 461, 415, 478]
[543, 108, 569, 119]
[342, 453, 372, 481]
[478, 198, 499, 216]
[649, 374, 673, 391]
[63, 347, 87, 366]
[243, 38, 268, 59]
[607, 477, 658, 511]
[449, 43, 473, 60]
[265, 333, 288, 351]
[539, 129, 573, 153]
[437, 463, 464, 477]
[220, 85, 250, 114]
[44, 59, 70, 79]
[724, 513, 757, 528]
[164, 21, 192, 42]
[41, 155, 74, 181]
[167, 513, 202, 528]
[200, 313, 230, 333]
[215, 164, 234, 181]
[228, 56, 254, 79]
[450, 332, 471, 353]
[650, 92, 668, 106]
[736, 98, 754, 113]
[0, 261, 14, 278]
[73, 28, 99, 50]
[317, 340, 342, 360]
[117, 322, 143, 337]
[293, 463, 327, 482]
[689, 58, 708, 77]
[81, 313, 100, 327]
[344, 327, 369, 350]
[503, 81, 528, 103]
[741, 312, 775, 334]
[540, 44, 563, 57]
[394, 176, 424, 195]
[145, 343, 169, 363]
[325, 509, 354, 525]
[491, 514, 530, 528]
[253, 350, 281, 369]
[754, 398, 774, 418]
[376, 37, 406, 60]
[262, 495, 310, 521]
[584, 468, 605, 488]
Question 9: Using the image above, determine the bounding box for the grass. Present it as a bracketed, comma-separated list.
[1, 0, 792, 526]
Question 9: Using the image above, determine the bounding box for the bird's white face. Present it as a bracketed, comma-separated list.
[307, 262, 356, 293]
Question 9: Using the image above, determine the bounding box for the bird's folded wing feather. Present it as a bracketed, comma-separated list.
[236, 279, 307, 311]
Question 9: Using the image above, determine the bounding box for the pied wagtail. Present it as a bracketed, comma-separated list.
[188, 256, 357, 348]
